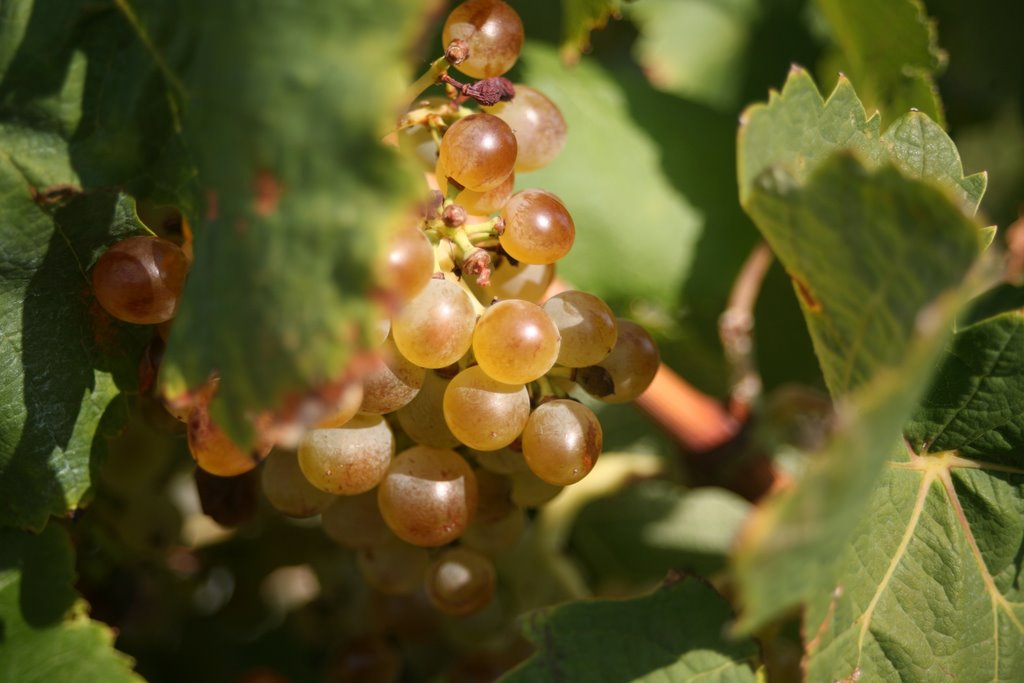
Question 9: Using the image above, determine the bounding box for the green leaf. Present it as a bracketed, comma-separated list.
[802, 313, 1024, 681]
[626, 0, 760, 110]
[560, 0, 620, 58]
[0, 524, 144, 682]
[569, 482, 752, 585]
[149, 0, 424, 444]
[814, 0, 946, 128]
[501, 577, 759, 682]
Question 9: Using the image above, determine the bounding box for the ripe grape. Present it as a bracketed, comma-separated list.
[297, 414, 395, 495]
[314, 381, 363, 428]
[468, 260, 554, 304]
[499, 190, 574, 264]
[360, 337, 425, 413]
[438, 113, 517, 192]
[377, 446, 478, 547]
[396, 370, 461, 449]
[92, 235, 188, 324]
[375, 226, 435, 302]
[521, 400, 602, 486]
[392, 278, 476, 369]
[260, 449, 337, 518]
[357, 537, 430, 595]
[484, 85, 567, 172]
[472, 299, 560, 384]
[456, 171, 514, 216]
[442, 0, 523, 79]
[424, 547, 496, 616]
[580, 319, 660, 403]
[188, 404, 270, 477]
[442, 366, 530, 451]
[542, 291, 617, 367]
[321, 490, 392, 548]
[469, 446, 530, 476]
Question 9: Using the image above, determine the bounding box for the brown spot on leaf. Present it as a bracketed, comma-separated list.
[30, 183, 81, 207]
[792, 276, 821, 312]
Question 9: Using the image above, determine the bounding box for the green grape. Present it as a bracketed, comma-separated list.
[484, 85, 567, 172]
[510, 468, 563, 508]
[92, 235, 189, 324]
[360, 337, 425, 414]
[579, 319, 660, 403]
[375, 226, 435, 302]
[521, 400, 602, 486]
[321, 490, 392, 548]
[357, 536, 430, 595]
[437, 113, 517, 192]
[395, 371, 461, 448]
[542, 290, 618, 367]
[442, 0, 523, 79]
[314, 381, 363, 429]
[455, 172, 514, 216]
[499, 189, 575, 265]
[472, 299, 560, 384]
[468, 259, 554, 305]
[443, 366, 530, 450]
[297, 414, 395, 495]
[461, 506, 525, 556]
[377, 446, 478, 547]
[392, 278, 476, 369]
[260, 449, 337, 518]
[423, 547, 497, 616]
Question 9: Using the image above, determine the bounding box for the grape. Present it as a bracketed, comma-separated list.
[461, 506, 525, 556]
[321, 490, 392, 548]
[314, 382, 363, 429]
[357, 536, 430, 595]
[188, 404, 271, 477]
[424, 547, 497, 616]
[92, 235, 188, 324]
[297, 414, 395, 495]
[473, 299, 560, 384]
[542, 291, 618, 367]
[395, 371, 461, 449]
[468, 260, 554, 305]
[521, 400, 602, 486]
[377, 446, 478, 547]
[455, 172, 514, 216]
[360, 337, 425, 413]
[579, 319, 660, 403]
[442, 366, 530, 451]
[442, 0, 523, 79]
[398, 122, 439, 172]
[375, 226, 435, 302]
[392, 278, 476, 369]
[484, 85, 567, 172]
[499, 190, 575, 265]
[469, 446, 529, 476]
[437, 113, 517, 192]
[260, 449, 337, 518]
[510, 468, 562, 508]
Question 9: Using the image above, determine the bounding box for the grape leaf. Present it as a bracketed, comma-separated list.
[801, 312, 1024, 681]
[625, 0, 760, 110]
[560, 0, 620, 58]
[500, 576, 759, 683]
[0, 524, 144, 682]
[814, 0, 946, 128]
[738, 69, 985, 398]
[730, 152, 983, 633]
[143, 0, 424, 445]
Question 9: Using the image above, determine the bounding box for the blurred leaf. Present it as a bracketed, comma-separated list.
[0, 524, 143, 682]
[145, 0, 425, 445]
[626, 0, 759, 110]
[560, 0, 621, 58]
[501, 577, 758, 682]
[814, 0, 945, 127]
[739, 70, 984, 398]
[802, 312, 1024, 680]
[569, 481, 752, 585]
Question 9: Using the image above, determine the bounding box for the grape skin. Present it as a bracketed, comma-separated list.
[321, 490, 393, 549]
[468, 259, 554, 305]
[297, 414, 395, 495]
[392, 278, 477, 369]
[360, 336, 425, 414]
[424, 547, 497, 616]
[377, 446, 479, 547]
[442, 0, 524, 79]
[396, 370, 461, 449]
[456, 171, 514, 216]
[92, 235, 189, 324]
[472, 299, 561, 385]
[375, 226, 435, 302]
[442, 365, 530, 451]
[260, 449, 337, 518]
[521, 400, 602, 486]
[438, 113, 517, 192]
[542, 290, 618, 368]
[584, 319, 660, 403]
[484, 85, 567, 172]
[357, 536, 431, 595]
[188, 404, 270, 477]
[499, 189, 575, 265]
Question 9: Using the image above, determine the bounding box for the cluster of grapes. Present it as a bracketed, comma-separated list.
[89, 0, 659, 622]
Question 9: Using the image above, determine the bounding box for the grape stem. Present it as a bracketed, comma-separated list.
[399, 55, 450, 112]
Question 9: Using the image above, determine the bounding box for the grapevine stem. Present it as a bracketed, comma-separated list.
[400, 55, 449, 112]
[720, 242, 773, 421]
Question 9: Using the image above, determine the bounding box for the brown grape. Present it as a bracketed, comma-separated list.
[499, 190, 575, 264]
[521, 400, 602, 486]
[438, 113, 517, 192]
[377, 446, 478, 547]
[92, 235, 188, 324]
[424, 547, 496, 616]
[442, 366, 530, 451]
[442, 0, 524, 79]
[542, 291, 617, 367]
[297, 414, 394, 495]
[484, 85, 567, 172]
[472, 299, 560, 384]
